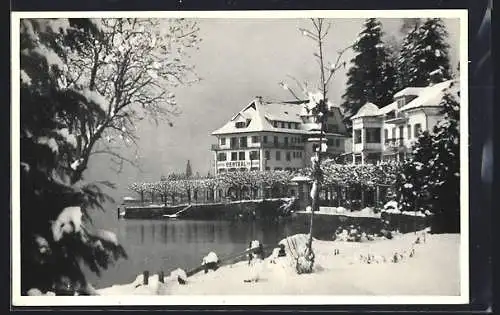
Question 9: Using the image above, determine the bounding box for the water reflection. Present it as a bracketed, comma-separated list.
[87, 218, 312, 289]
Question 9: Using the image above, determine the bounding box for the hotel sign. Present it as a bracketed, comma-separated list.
[217, 161, 259, 168]
[224, 161, 251, 168]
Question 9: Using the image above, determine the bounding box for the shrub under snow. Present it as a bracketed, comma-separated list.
[202, 251, 219, 265]
[170, 268, 188, 284]
[51, 206, 83, 242]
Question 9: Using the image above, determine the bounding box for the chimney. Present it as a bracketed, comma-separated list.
[429, 69, 444, 86]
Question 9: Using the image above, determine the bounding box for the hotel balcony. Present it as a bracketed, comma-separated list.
[352, 142, 383, 153]
[261, 142, 305, 150]
[384, 137, 405, 150]
[211, 142, 304, 151]
[384, 112, 408, 125]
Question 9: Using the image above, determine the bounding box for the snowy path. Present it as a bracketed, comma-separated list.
[98, 232, 460, 296]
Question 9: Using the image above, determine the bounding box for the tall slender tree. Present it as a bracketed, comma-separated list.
[280, 18, 351, 274]
[340, 18, 397, 131]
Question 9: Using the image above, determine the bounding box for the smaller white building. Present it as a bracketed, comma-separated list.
[350, 79, 459, 164]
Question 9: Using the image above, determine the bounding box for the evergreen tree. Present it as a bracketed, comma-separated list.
[20, 19, 127, 295]
[397, 18, 452, 88]
[396, 82, 460, 233]
[185, 160, 193, 178]
[341, 18, 397, 131]
[427, 91, 460, 233]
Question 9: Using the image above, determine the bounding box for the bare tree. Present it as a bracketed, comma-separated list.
[280, 18, 351, 273]
[62, 18, 201, 183]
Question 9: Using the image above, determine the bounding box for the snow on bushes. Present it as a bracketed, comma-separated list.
[202, 251, 219, 265]
[94, 229, 119, 245]
[202, 251, 219, 273]
[51, 206, 83, 242]
[170, 268, 188, 285]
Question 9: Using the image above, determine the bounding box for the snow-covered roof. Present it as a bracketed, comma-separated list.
[393, 87, 425, 98]
[350, 102, 380, 119]
[263, 102, 303, 123]
[378, 101, 398, 115]
[399, 80, 458, 112]
[212, 99, 306, 135]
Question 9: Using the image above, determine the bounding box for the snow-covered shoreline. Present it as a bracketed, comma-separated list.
[97, 231, 460, 296]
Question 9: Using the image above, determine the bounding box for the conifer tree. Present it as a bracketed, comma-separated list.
[397, 18, 452, 88]
[396, 83, 460, 233]
[341, 18, 397, 131]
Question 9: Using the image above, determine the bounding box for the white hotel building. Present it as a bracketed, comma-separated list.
[210, 97, 350, 174]
[350, 79, 459, 164]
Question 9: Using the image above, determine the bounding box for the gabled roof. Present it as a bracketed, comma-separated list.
[399, 80, 458, 112]
[394, 87, 425, 98]
[263, 102, 302, 123]
[378, 101, 398, 115]
[350, 102, 380, 119]
[349, 79, 459, 119]
[211, 98, 305, 135]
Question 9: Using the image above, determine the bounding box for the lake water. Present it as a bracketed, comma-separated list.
[85, 217, 314, 289]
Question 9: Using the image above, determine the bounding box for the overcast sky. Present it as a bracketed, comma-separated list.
[84, 17, 460, 207]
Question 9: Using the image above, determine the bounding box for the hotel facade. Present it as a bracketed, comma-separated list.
[210, 97, 350, 174]
[350, 79, 459, 165]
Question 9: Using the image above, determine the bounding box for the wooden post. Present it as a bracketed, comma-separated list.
[361, 184, 365, 209]
[143, 270, 149, 285]
[159, 271, 164, 283]
[376, 185, 380, 208]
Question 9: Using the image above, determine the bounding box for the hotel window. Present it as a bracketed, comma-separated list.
[281, 122, 286, 128]
[365, 128, 381, 143]
[274, 136, 279, 145]
[312, 143, 319, 152]
[295, 123, 300, 129]
[286, 152, 291, 161]
[336, 139, 341, 147]
[414, 123, 422, 136]
[220, 137, 226, 146]
[397, 98, 405, 108]
[292, 152, 296, 158]
[273, 121, 278, 128]
[392, 127, 396, 139]
[276, 151, 281, 160]
[235, 121, 246, 128]
[284, 137, 289, 146]
[327, 139, 334, 145]
[328, 124, 339, 132]
[288, 122, 292, 129]
[265, 150, 270, 160]
[263, 135, 268, 143]
[231, 152, 238, 161]
[407, 125, 412, 139]
[249, 151, 260, 160]
[217, 152, 227, 161]
[230, 137, 237, 148]
[399, 126, 404, 140]
[239, 137, 247, 148]
[354, 130, 362, 144]
[384, 129, 388, 141]
[238, 151, 245, 160]
[251, 135, 260, 143]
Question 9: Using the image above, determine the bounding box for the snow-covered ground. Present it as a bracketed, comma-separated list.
[98, 231, 460, 296]
[295, 206, 381, 218]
